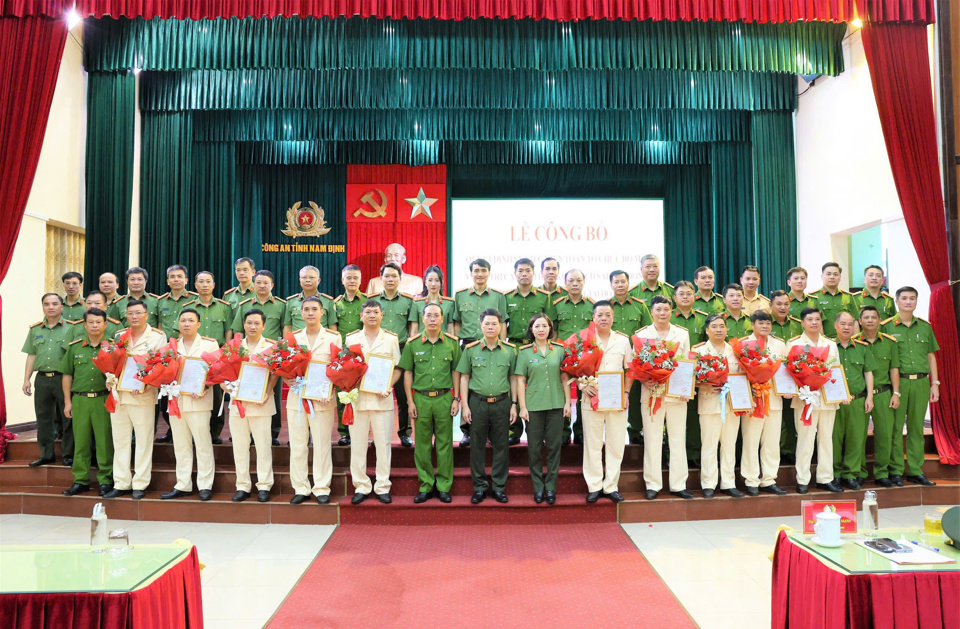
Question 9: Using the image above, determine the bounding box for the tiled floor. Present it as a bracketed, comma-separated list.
[0, 505, 949, 629]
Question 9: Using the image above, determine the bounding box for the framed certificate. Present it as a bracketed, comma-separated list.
[771, 363, 798, 396]
[595, 371, 625, 411]
[177, 356, 208, 396]
[360, 354, 396, 395]
[820, 365, 851, 405]
[666, 359, 696, 399]
[302, 360, 333, 401]
[117, 356, 145, 393]
[234, 363, 270, 404]
[726, 373, 754, 413]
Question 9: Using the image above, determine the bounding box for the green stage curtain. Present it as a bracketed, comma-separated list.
[664, 166, 713, 282]
[187, 142, 237, 295]
[84, 17, 846, 76]
[84, 71, 135, 287]
[710, 142, 755, 284]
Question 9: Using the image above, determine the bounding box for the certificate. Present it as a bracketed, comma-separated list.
[726, 373, 754, 413]
[302, 360, 333, 401]
[820, 366, 851, 404]
[117, 356, 145, 393]
[177, 356, 208, 396]
[234, 363, 270, 404]
[771, 363, 798, 396]
[595, 371, 625, 411]
[666, 359, 696, 399]
[360, 354, 396, 395]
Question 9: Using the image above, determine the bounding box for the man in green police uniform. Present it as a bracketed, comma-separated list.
[629, 254, 674, 305]
[457, 309, 516, 503]
[858, 265, 897, 321]
[670, 281, 708, 466]
[400, 303, 462, 504]
[857, 305, 901, 487]
[108, 267, 159, 327]
[610, 270, 652, 445]
[99, 272, 120, 307]
[546, 268, 593, 445]
[333, 264, 366, 445]
[881, 287, 940, 486]
[22, 293, 72, 467]
[786, 266, 818, 320]
[504, 258, 551, 445]
[223, 257, 256, 315]
[832, 311, 878, 490]
[539, 257, 567, 299]
[721, 283, 753, 340]
[283, 264, 338, 334]
[693, 266, 725, 314]
[811, 262, 858, 339]
[65, 291, 122, 344]
[61, 272, 85, 321]
[157, 265, 197, 338]
[184, 271, 233, 443]
[454, 258, 508, 447]
[61, 308, 114, 497]
[770, 289, 803, 464]
[373, 263, 416, 446]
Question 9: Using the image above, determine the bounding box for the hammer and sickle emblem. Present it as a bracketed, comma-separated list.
[353, 188, 388, 218]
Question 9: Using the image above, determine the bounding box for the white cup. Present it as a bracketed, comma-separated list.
[814, 510, 842, 545]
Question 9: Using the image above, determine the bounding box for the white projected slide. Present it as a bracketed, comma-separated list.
[449, 199, 665, 302]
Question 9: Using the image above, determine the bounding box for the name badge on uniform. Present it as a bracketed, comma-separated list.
[415, 351, 426, 356]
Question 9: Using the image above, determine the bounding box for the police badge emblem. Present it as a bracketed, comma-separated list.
[281, 201, 332, 238]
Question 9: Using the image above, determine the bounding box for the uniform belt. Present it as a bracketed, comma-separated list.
[76, 391, 108, 398]
[852, 390, 869, 401]
[469, 391, 509, 404]
[416, 389, 450, 398]
[38, 371, 60, 377]
[873, 384, 893, 396]
[904, 373, 929, 380]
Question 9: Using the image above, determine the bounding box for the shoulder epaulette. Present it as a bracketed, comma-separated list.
[855, 339, 869, 346]
[881, 291, 893, 299]
[789, 316, 801, 323]
[66, 319, 81, 325]
[286, 293, 301, 301]
[413, 295, 426, 302]
[551, 341, 565, 347]
[636, 325, 651, 333]
[585, 297, 596, 304]
[157, 292, 170, 299]
[29, 320, 43, 328]
[107, 317, 120, 324]
[333, 294, 344, 303]
[344, 330, 361, 340]
[320, 293, 334, 300]
[613, 331, 629, 339]
[789, 335, 802, 342]
[401, 292, 415, 300]
[239, 297, 253, 306]
[881, 332, 898, 342]
[263, 337, 276, 344]
[145, 292, 158, 298]
[224, 287, 238, 295]
[738, 335, 751, 342]
[694, 309, 709, 316]
[502, 340, 516, 348]
[292, 328, 305, 335]
[324, 326, 339, 335]
[840, 289, 853, 295]
[202, 336, 217, 342]
[441, 296, 454, 302]
[489, 288, 505, 295]
[152, 327, 165, 334]
[553, 295, 567, 306]
[214, 298, 229, 305]
[693, 342, 706, 349]
[519, 343, 533, 350]
[455, 287, 469, 295]
[627, 283, 639, 293]
[464, 340, 480, 349]
[383, 329, 398, 337]
[771, 335, 784, 343]
[880, 316, 895, 325]
[274, 296, 287, 304]
[183, 299, 197, 307]
[664, 281, 675, 289]
[628, 296, 645, 303]
[69, 338, 83, 345]
[443, 332, 460, 341]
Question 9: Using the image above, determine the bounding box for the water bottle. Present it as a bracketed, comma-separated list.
[90, 503, 108, 549]
[862, 490, 879, 538]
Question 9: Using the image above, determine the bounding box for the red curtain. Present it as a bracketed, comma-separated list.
[0, 16, 68, 447]
[861, 22, 960, 464]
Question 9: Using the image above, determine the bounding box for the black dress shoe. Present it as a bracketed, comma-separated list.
[62, 457, 73, 466]
[906, 474, 936, 486]
[585, 491, 601, 503]
[437, 492, 452, 503]
[533, 491, 544, 504]
[232, 490, 250, 502]
[271, 438, 281, 446]
[98, 484, 114, 497]
[459, 435, 471, 448]
[816, 481, 844, 493]
[62, 483, 89, 496]
[156, 433, 172, 443]
[337, 436, 351, 446]
[290, 494, 308, 505]
[761, 484, 788, 495]
[670, 490, 695, 499]
[876, 477, 894, 488]
[211, 436, 223, 445]
[351, 492, 368, 505]
[702, 488, 715, 498]
[508, 436, 521, 446]
[545, 491, 556, 504]
[856, 476, 867, 486]
[492, 492, 508, 503]
[796, 484, 809, 494]
[721, 488, 745, 498]
[687, 458, 701, 469]
[316, 495, 330, 504]
[645, 490, 658, 500]
[161, 489, 192, 500]
[132, 490, 146, 500]
[605, 491, 624, 503]
[257, 490, 271, 502]
[104, 488, 131, 499]
[376, 493, 392, 504]
[841, 478, 861, 491]
[414, 491, 432, 503]
[29, 457, 55, 467]
[471, 491, 486, 504]
[891, 475, 904, 487]
[399, 435, 413, 448]
[199, 490, 212, 501]
[745, 486, 760, 496]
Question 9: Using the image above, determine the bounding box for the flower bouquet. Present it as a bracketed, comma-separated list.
[784, 344, 834, 425]
[135, 338, 183, 418]
[561, 323, 605, 410]
[730, 337, 781, 418]
[326, 344, 368, 425]
[262, 333, 312, 379]
[696, 352, 732, 415]
[93, 329, 131, 413]
[627, 336, 679, 415]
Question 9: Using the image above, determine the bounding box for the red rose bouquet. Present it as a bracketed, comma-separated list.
[202, 336, 259, 418]
[785, 344, 834, 425]
[695, 353, 729, 387]
[135, 338, 183, 418]
[560, 324, 604, 378]
[730, 337, 781, 418]
[326, 344, 368, 426]
[263, 333, 312, 379]
[93, 329, 131, 413]
[627, 336, 679, 415]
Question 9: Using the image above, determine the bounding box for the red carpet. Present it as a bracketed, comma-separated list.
[266, 524, 696, 629]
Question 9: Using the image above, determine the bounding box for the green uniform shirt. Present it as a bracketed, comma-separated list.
[456, 340, 517, 397]
[787, 292, 818, 320]
[857, 332, 900, 389]
[284, 292, 338, 331]
[373, 292, 414, 345]
[540, 285, 568, 300]
[108, 293, 159, 327]
[334, 292, 366, 342]
[59, 338, 108, 393]
[629, 281, 675, 306]
[223, 284, 255, 318]
[609, 296, 652, 337]
[398, 332, 462, 391]
[454, 287, 508, 341]
[22, 318, 71, 372]
[694, 291, 725, 314]
[184, 297, 233, 345]
[505, 287, 551, 341]
[723, 311, 753, 341]
[881, 316, 939, 375]
[65, 317, 122, 347]
[857, 290, 897, 321]
[409, 296, 457, 330]
[771, 316, 803, 342]
[156, 291, 198, 339]
[811, 288, 858, 338]
[514, 342, 566, 412]
[670, 309, 708, 346]
[61, 297, 85, 322]
[837, 339, 879, 397]
[231, 295, 286, 340]
[547, 295, 595, 342]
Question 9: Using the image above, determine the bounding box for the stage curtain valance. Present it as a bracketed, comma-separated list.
[83, 16, 846, 75]
[138, 68, 799, 112]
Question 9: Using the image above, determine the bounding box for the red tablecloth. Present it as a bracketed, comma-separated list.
[0, 546, 203, 629]
[772, 530, 960, 629]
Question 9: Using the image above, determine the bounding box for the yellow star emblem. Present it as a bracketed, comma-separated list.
[405, 187, 438, 219]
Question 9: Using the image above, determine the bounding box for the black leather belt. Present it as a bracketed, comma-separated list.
[416, 389, 450, 398]
[469, 392, 509, 404]
[76, 391, 108, 398]
[873, 384, 893, 396]
[38, 371, 60, 378]
[904, 373, 929, 380]
[852, 390, 869, 401]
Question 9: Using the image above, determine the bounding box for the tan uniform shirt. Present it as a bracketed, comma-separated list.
[238, 336, 276, 417]
[594, 331, 632, 372]
[287, 327, 342, 411]
[742, 293, 771, 316]
[344, 328, 402, 412]
[634, 324, 692, 406]
[787, 333, 840, 411]
[176, 336, 221, 413]
[694, 341, 740, 414]
[117, 326, 168, 406]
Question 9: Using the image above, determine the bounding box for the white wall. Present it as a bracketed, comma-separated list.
[1, 26, 86, 426]
[795, 27, 930, 317]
